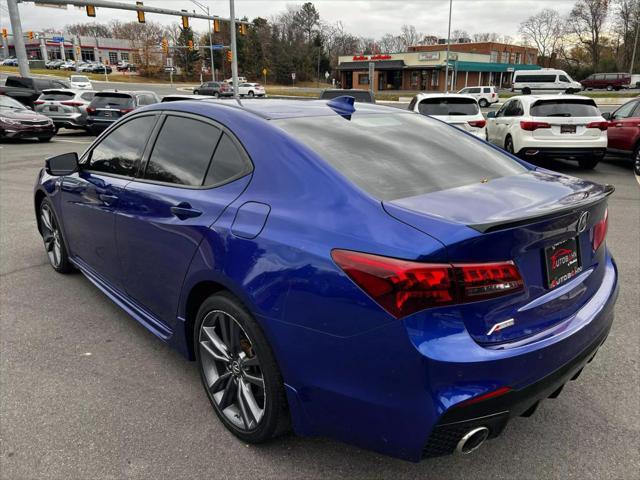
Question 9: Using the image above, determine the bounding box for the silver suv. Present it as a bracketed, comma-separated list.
[34, 89, 96, 132]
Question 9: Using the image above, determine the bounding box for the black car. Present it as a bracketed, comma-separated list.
[319, 88, 375, 103]
[193, 81, 233, 97]
[86, 91, 159, 133]
[85, 64, 113, 74]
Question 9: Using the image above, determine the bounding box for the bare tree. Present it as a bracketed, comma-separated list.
[472, 32, 500, 42]
[613, 0, 640, 69]
[398, 25, 422, 49]
[567, 0, 611, 69]
[519, 9, 565, 66]
[65, 23, 111, 38]
[378, 33, 403, 52]
[451, 29, 470, 41]
[110, 20, 164, 71]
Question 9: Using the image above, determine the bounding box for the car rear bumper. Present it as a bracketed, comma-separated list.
[48, 113, 86, 128]
[517, 147, 607, 159]
[86, 118, 117, 130]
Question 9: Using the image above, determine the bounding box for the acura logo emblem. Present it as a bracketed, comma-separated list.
[577, 212, 589, 233]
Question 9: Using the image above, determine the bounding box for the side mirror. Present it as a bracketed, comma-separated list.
[45, 152, 79, 176]
[601, 112, 611, 120]
[487, 111, 496, 119]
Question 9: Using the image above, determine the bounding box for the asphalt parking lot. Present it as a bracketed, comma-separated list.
[1, 131, 638, 480]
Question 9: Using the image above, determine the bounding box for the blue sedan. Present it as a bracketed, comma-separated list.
[34, 97, 618, 461]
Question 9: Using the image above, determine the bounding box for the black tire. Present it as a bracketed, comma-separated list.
[578, 157, 600, 169]
[505, 135, 515, 154]
[522, 87, 531, 95]
[565, 88, 574, 94]
[195, 292, 290, 444]
[214, 92, 220, 98]
[38, 136, 53, 142]
[479, 98, 488, 108]
[633, 145, 640, 176]
[193, 90, 200, 95]
[38, 198, 73, 273]
[248, 91, 255, 97]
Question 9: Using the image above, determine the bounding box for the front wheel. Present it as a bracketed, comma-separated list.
[578, 157, 600, 169]
[195, 292, 290, 443]
[39, 199, 73, 273]
[248, 91, 255, 97]
[522, 87, 531, 95]
[38, 136, 53, 142]
[633, 145, 640, 176]
[478, 98, 488, 108]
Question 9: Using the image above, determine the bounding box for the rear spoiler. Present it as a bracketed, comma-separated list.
[469, 184, 614, 233]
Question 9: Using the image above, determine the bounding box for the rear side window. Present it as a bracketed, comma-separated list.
[40, 91, 74, 101]
[559, 75, 570, 82]
[530, 99, 599, 117]
[88, 115, 157, 176]
[483, 87, 492, 93]
[515, 74, 556, 83]
[136, 93, 157, 106]
[91, 94, 134, 108]
[144, 116, 221, 186]
[80, 92, 95, 101]
[276, 113, 526, 201]
[204, 133, 252, 186]
[418, 98, 479, 116]
[466, 88, 481, 94]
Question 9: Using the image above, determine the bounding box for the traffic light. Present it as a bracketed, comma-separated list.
[161, 38, 168, 54]
[181, 11, 189, 29]
[27, 31, 34, 41]
[136, 2, 145, 23]
[86, 5, 96, 17]
[2, 28, 7, 39]
[213, 19, 220, 33]
[188, 40, 193, 51]
[238, 24, 247, 36]
[226, 50, 232, 62]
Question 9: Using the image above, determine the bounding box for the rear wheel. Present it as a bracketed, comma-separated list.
[606, 85, 613, 91]
[39, 199, 73, 273]
[38, 136, 53, 142]
[522, 87, 531, 95]
[633, 145, 640, 176]
[248, 91, 255, 97]
[478, 98, 489, 108]
[505, 135, 515, 154]
[195, 292, 290, 443]
[578, 157, 600, 169]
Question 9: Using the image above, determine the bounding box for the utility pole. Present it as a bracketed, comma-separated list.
[7, 0, 30, 76]
[190, 0, 215, 81]
[444, 0, 453, 92]
[630, 18, 639, 75]
[229, 0, 239, 99]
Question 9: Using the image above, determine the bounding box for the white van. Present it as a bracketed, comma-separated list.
[512, 69, 582, 95]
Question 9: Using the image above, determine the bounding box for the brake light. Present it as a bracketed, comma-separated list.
[520, 120, 551, 131]
[592, 209, 608, 251]
[61, 101, 83, 107]
[33, 100, 45, 105]
[456, 386, 513, 408]
[586, 121, 608, 131]
[119, 108, 134, 114]
[468, 119, 486, 128]
[491, 93, 496, 98]
[331, 250, 524, 319]
[86, 107, 96, 114]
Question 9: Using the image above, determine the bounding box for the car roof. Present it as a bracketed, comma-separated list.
[414, 93, 478, 101]
[41, 88, 93, 94]
[460, 86, 494, 88]
[143, 98, 400, 120]
[507, 94, 595, 104]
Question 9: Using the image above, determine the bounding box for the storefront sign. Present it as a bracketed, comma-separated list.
[419, 52, 440, 61]
[352, 54, 392, 61]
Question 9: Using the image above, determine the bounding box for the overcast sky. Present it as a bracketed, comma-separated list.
[2, 0, 577, 41]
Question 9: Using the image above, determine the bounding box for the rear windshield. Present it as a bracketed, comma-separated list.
[321, 90, 374, 103]
[530, 99, 599, 117]
[70, 76, 89, 82]
[40, 91, 75, 101]
[91, 94, 134, 108]
[276, 113, 526, 201]
[418, 98, 479, 116]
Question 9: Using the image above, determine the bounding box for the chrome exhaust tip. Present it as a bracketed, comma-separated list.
[456, 426, 490, 455]
[525, 149, 539, 156]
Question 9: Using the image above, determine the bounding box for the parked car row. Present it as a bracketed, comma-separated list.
[44, 59, 113, 74]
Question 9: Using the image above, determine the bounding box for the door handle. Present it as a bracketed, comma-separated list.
[99, 194, 118, 206]
[170, 202, 202, 220]
[614, 123, 623, 127]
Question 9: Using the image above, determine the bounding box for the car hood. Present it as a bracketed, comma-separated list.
[0, 109, 50, 121]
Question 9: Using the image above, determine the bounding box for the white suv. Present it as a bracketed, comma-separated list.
[457, 86, 499, 107]
[486, 95, 608, 169]
[409, 93, 486, 139]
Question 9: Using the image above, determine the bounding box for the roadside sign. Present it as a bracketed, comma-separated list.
[507, 67, 514, 72]
[212, 44, 224, 50]
[52, 36, 64, 43]
[166, 58, 173, 67]
[37, 3, 67, 9]
[324, 71, 329, 79]
[291, 72, 296, 80]
[262, 67, 267, 76]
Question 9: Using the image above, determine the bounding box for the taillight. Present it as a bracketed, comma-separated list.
[331, 250, 524, 319]
[586, 121, 608, 131]
[119, 108, 134, 114]
[491, 93, 496, 98]
[61, 101, 83, 107]
[455, 386, 512, 408]
[33, 100, 45, 105]
[592, 209, 608, 251]
[520, 120, 551, 131]
[87, 107, 96, 114]
[468, 119, 486, 128]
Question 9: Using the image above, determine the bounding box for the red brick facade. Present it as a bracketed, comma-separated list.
[409, 42, 538, 65]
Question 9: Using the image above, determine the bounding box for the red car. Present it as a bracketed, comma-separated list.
[581, 73, 631, 91]
[604, 98, 640, 175]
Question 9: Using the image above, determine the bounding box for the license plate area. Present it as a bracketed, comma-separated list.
[544, 237, 582, 289]
[560, 124, 576, 134]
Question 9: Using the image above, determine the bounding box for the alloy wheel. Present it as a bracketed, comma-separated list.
[40, 203, 62, 268]
[199, 310, 265, 431]
[634, 148, 640, 176]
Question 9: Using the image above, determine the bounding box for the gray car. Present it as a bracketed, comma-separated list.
[34, 89, 96, 132]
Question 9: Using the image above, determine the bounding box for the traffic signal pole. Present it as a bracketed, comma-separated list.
[7, 0, 30, 76]
[229, 0, 239, 99]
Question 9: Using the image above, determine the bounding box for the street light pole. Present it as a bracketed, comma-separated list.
[630, 16, 639, 75]
[229, 0, 239, 99]
[190, 0, 215, 81]
[444, 0, 453, 92]
[6, 0, 30, 76]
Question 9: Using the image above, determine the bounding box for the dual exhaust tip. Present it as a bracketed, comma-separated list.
[456, 426, 490, 455]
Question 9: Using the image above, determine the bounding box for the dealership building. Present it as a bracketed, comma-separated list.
[337, 41, 540, 92]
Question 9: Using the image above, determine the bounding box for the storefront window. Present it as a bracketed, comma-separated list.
[81, 49, 95, 61]
[358, 73, 369, 85]
[490, 51, 499, 63]
[431, 71, 439, 87]
[411, 71, 419, 87]
[501, 52, 509, 63]
[108, 52, 118, 65]
[121, 52, 129, 62]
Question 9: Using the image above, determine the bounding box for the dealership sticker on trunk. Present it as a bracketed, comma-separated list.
[545, 237, 582, 289]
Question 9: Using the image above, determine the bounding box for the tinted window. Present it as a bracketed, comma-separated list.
[515, 74, 556, 83]
[40, 91, 75, 101]
[80, 92, 95, 101]
[466, 88, 481, 93]
[504, 100, 523, 117]
[0, 95, 27, 110]
[204, 133, 252, 186]
[88, 115, 156, 176]
[6, 77, 30, 88]
[136, 93, 157, 106]
[144, 116, 221, 186]
[276, 113, 526, 201]
[483, 87, 492, 93]
[605, 74, 618, 80]
[559, 75, 570, 82]
[613, 101, 639, 119]
[91, 94, 134, 108]
[530, 99, 599, 117]
[418, 98, 479, 116]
